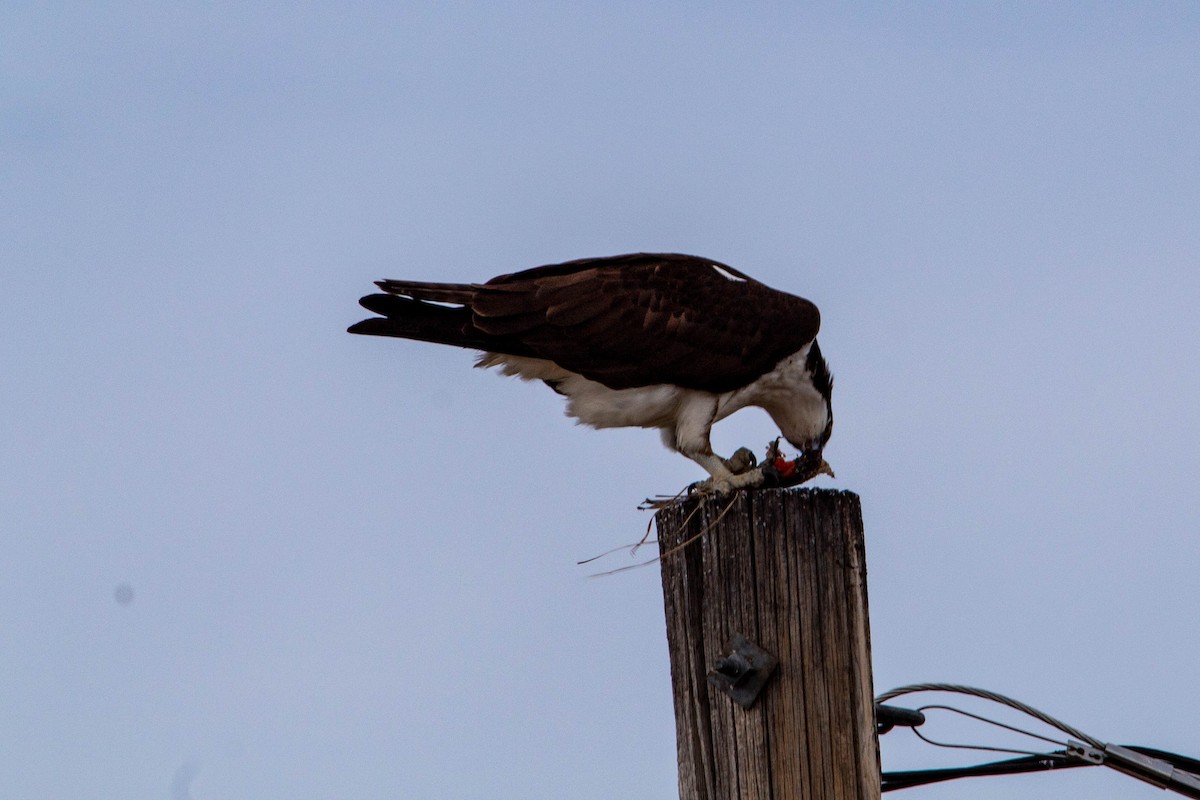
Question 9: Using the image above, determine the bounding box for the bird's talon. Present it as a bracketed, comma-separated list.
[691, 468, 765, 498]
[722, 446, 758, 475]
[690, 478, 732, 497]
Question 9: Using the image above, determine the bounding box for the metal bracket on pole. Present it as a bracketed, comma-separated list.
[875, 703, 926, 735]
[707, 633, 778, 710]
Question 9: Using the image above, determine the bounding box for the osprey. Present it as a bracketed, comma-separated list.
[348, 253, 833, 493]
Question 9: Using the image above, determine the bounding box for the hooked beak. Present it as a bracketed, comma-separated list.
[784, 439, 836, 481]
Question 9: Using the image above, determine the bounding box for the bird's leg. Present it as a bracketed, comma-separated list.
[692, 467, 765, 496]
[667, 394, 765, 496]
[671, 448, 761, 496]
[676, 440, 764, 497]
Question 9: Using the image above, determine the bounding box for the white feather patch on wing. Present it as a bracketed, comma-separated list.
[710, 263, 747, 282]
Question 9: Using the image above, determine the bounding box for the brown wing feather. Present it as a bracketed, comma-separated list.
[473, 253, 820, 393]
[353, 253, 819, 393]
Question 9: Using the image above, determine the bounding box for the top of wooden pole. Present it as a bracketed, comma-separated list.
[656, 488, 879, 800]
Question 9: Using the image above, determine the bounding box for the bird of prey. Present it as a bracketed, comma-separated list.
[348, 252, 833, 494]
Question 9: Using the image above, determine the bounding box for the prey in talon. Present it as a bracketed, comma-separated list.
[348, 253, 833, 496]
[689, 439, 835, 498]
[760, 437, 835, 489]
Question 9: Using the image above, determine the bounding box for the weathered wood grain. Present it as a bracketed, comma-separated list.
[657, 489, 879, 800]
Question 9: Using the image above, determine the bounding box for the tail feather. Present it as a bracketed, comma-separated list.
[374, 279, 476, 305]
[348, 293, 539, 359]
[348, 294, 479, 348]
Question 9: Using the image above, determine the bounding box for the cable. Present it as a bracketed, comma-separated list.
[910, 703, 1070, 754]
[875, 684, 1200, 797]
[876, 682, 1103, 747]
[883, 751, 1090, 792]
[883, 746, 1200, 793]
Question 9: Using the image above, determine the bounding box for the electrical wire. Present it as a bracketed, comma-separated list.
[882, 752, 1090, 792]
[875, 682, 1102, 747]
[875, 683, 1200, 796]
[909, 704, 1069, 757]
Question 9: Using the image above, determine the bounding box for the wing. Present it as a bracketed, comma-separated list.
[463, 253, 820, 393]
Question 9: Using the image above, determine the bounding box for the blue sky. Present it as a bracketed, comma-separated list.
[3, 3, 1199, 798]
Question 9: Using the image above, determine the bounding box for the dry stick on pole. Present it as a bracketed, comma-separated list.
[657, 488, 880, 800]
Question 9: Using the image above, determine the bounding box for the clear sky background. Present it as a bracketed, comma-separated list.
[3, 3, 1199, 799]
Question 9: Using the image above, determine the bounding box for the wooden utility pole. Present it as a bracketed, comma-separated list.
[657, 489, 879, 800]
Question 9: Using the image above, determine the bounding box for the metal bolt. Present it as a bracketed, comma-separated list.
[714, 652, 754, 684]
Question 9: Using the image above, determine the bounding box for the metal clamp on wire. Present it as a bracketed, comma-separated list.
[1068, 741, 1200, 797]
